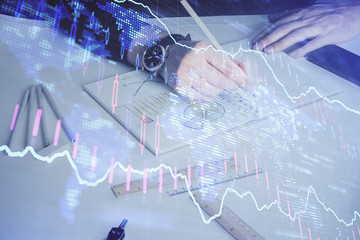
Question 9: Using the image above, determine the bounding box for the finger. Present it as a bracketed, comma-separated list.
[288, 36, 328, 58]
[265, 26, 320, 54]
[252, 9, 307, 48]
[205, 50, 249, 88]
[229, 61, 251, 89]
[169, 70, 209, 101]
[172, 75, 210, 101]
[191, 76, 223, 98]
[257, 20, 310, 52]
[221, 57, 249, 87]
[199, 62, 239, 91]
[252, 24, 277, 49]
[252, 15, 302, 48]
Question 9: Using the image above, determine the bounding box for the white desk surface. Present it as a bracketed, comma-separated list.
[1, 13, 360, 240]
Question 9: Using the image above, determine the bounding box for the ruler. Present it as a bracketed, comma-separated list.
[193, 193, 266, 240]
[167, 169, 261, 197]
[112, 160, 262, 198]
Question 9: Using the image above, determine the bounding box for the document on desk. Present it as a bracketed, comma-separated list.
[83, 70, 270, 156]
[83, 71, 189, 155]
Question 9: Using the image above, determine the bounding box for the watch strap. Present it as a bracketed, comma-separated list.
[153, 34, 191, 77]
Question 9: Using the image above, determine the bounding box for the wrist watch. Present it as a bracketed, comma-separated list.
[142, 34, 191, 77]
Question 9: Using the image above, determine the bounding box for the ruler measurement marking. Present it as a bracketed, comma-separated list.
[193, 193, 266, 240]
[112, 160, 262, 198]
[168, 170, 262, 197]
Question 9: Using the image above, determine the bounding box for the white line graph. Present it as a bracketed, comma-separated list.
[1, 145, 359, 227]
[2, 0, 360, 233]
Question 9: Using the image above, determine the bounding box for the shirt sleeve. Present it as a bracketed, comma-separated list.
[48, 0, 164, 63]
[0, 0, 165, 63]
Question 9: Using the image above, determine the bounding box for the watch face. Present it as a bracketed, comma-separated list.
[142, 45, 165, 71]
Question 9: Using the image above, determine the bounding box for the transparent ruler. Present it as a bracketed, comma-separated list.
[193, 193, 266, 240]
[111, 160, 262, 198]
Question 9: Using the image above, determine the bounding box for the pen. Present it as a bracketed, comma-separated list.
[8, 88, 29, 151]
[41, 85, 76, 143]
[180, 0, 223, 50]
[37, 85, 50, 147]
[27, 86, 37, 146]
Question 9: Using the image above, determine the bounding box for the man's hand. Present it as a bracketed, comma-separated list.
[252, 1, 360, 58]
[163, 41, 249, 100]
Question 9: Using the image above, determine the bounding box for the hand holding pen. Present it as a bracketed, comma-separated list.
[161, 0, 250, 101]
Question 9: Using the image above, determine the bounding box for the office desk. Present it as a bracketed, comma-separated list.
[1, 13, 360, 240]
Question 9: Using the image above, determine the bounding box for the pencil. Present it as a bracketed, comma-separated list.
[41, 85, 75, 143]
[37, 85, 50, 147]
[180, 0, 223, 50]
[27, 86, 37, 146]
[8, 88, 30, 151]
